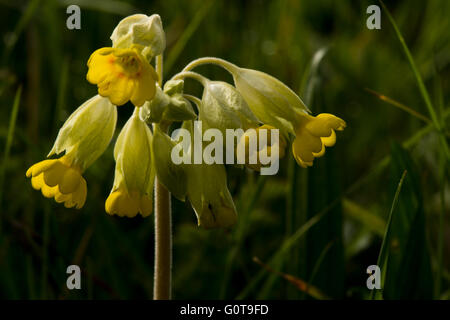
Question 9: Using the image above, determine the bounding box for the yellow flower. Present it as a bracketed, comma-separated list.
[26, 156, 87, 209]
[238, 124, 286, 171]
[105, 188, 153, 218]
[105, 110, 154, 217]
[86, 47, 158, 107]
[26, 95, 117, 209]
[292, 113, 346, 168]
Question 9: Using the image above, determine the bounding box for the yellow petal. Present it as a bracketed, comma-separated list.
[71, 178, 87, 209]
[305, 113, 346, 137]
[87, 47, 157, 107]
[58, 168, 82, 194]
[43, 161, 67, 187]
[139, 194, 153, 217]
[131, 64, 157, 107]
[27, 158, 87, 209]
[292, 113, 345, 167]
[26, 159, 58, 178]
[292, 128, 322, 163]
[105, 188, 140, 218]
[321, 130, 337, 147]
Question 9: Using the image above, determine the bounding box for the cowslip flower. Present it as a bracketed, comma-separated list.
[228, 64, 345, 168]
[86, 46, 158, 107]
[237, 124, 287, 171]
[186, 160, 237, 228]
[152, 121, 237, 228]
[26, 95, 117, 208]
[105, 109, 155, 217]
[185, 120, 237, 228]
[292, 113, 346, 167]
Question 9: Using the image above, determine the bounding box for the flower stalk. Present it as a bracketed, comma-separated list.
[153, 54, 172, 300]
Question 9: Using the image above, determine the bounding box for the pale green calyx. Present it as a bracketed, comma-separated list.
[231, 67, 310, 137]
[183, 120, 237, 228]
[201, 80, 259, 133]
[48, 94, 117, 170]
[152, 120, 237, 228]
[186, 161, 237, 228]
[112, 110, 154, 196]
[110, 14, 166, 58]
[152, 124, 188, 201]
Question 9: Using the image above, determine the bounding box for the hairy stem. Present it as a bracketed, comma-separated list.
[153, 54, 172, 300]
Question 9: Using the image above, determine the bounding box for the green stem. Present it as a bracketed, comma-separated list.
[182, 57, 238, 74]
[153, 54, 172, 300]
[183, 94, 202, 112]
[171, 71, 209, 86]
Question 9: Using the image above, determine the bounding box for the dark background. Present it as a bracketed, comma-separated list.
[0, 0, 448, 299]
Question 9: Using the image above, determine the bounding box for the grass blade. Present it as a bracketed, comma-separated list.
[371, 170, 407, 300]
[165, 1, 214, 76]
[253, 257, 331, 300]
[2, 0, 41, 64]
[342, 198, 385, 237]
[365, 88, 431, 124]
[219, 175, 267, 299]
[380, 0, 449, 161]
[0, 86, 22, 230]
[236, 210, 326, 299]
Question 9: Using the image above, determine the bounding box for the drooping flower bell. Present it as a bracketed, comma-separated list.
[292, 113, 346, 167]
[237, 124, 287, 172]
[152, 121, 237, 228]
[105, 109, 155, 217]
[222, 62, 346, 168]
[26, 95, 117, 208]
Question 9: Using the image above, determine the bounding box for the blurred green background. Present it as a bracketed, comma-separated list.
[0, 0, 448, 299]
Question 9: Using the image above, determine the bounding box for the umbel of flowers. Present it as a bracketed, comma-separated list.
[26, 14, 346, 228]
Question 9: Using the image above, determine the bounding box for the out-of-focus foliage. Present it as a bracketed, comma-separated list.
[0, 0, 448, 299]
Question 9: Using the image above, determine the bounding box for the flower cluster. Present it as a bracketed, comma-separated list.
[27, 14, 163, 217]
[26, 14, 345, 228]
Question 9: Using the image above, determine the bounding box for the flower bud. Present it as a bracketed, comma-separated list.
[110, 14, 166, 58]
